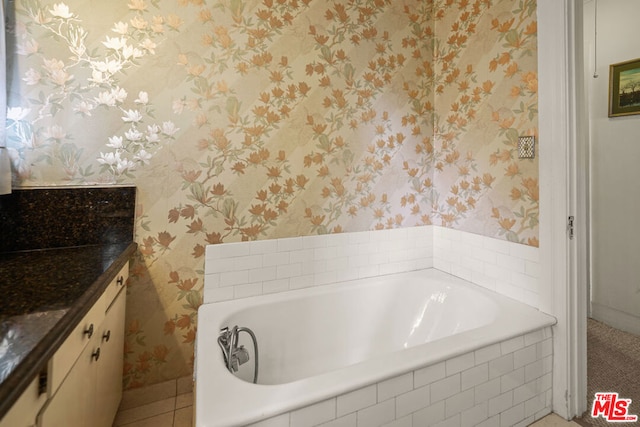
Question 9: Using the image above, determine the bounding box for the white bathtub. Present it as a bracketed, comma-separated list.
[195, 269, 556, 427]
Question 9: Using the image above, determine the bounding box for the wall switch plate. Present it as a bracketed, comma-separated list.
[518, 136, 535, 159]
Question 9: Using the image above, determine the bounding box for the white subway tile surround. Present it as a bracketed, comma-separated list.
[433, 227, 540, 309]
[204, 226, 434, 304]
[204, 226, 541, 310]
[246, 328, 553, 427]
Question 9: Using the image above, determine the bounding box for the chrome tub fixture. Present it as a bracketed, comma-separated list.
[217, 325, 259, 384]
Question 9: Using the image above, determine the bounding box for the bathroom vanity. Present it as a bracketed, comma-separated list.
[0, 186, 137, 427]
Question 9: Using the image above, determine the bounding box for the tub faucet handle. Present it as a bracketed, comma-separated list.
[218, 327, 233, 363]
[229, 345, 250, 372]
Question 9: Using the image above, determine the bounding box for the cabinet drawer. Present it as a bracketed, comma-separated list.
[104, 264, 128, 311]
[48, 291, 106, 395]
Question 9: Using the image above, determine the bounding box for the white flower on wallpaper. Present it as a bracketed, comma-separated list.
[97, 90, 179, 180]
[49, 2, 73, 19]
[7, 1, 178, 183]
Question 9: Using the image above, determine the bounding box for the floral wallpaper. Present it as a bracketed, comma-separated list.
[5, 0, 538, 388]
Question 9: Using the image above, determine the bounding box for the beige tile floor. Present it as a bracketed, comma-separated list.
[113, 378, 580, 427]
[113, 376, 193, 427]
[530, 414, 582, 427]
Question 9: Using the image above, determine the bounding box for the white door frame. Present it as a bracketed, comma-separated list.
[538, 0, 588, 420]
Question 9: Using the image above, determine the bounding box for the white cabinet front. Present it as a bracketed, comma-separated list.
[37, 264, 128, 427]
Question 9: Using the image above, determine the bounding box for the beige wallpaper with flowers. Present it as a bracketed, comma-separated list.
[6, 0, 537, 388]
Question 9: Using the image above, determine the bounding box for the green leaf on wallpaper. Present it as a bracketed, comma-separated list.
[222, 198, 237, 219]
[342, 149, 354, 165]
[513, 101, 524, 114]
[412, 99, 423, 114]
[35, 90, 47, 104]
[226, 97, 240, 120]
[318, 134, 331, 151]
[189, 182, 205, 202]
[78, 165, 95, 177]
[506, 231, 521, 244]
[344, 63, 355, 82]
[191, 77, 207, 94]
[184, 291, 200, 310]
[320, 46, 332, 63]
[178, 290, 201, 312]
[50, 103, 63, 116]
[505, 128, 519, 144]
[230, 0, 244, 15]
[316, 225, 328, 235]
[208, 104, 222, 115]
[412, 177, 423, 190]
[504, 30, 520, 48]
[140, 220, 151, 232]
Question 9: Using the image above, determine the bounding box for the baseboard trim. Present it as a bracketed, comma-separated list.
[591, 303, 640, 336]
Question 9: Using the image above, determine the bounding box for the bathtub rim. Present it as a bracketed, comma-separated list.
[195, 268, 556, 427]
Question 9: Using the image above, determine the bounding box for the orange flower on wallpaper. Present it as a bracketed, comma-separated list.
[482, 80, 494, 94]
[152, 345, 170, 363]
[522, 177, 539, 202]
[156, 231, 175, 249]
[492, 17, 515, 33]
[205, 232, 222, 244]
[136, 352, 152, 373]
[182, 330, 196, 344]
[505, 163, 520, 178]
[505, 62, 519, 78]
[499, 217, 516, 230]
[522, 72, 538, 93]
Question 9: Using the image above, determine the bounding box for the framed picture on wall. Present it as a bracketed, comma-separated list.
[609, 58, 640, 117]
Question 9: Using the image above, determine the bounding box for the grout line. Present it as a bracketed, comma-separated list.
[116, 407, 176, 427]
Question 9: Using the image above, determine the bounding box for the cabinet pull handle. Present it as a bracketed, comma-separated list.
[84, 324, 94, 339]
[102, 330, 111, 342]
[117, 276, 124, 286]
[91, 348, 101, 362]
[38, 371, 48, 396]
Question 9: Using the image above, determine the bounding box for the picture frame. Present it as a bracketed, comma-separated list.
[609, 57, 640, 117]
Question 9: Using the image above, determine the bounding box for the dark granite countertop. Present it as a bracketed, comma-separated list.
[0, 241, 137, 420]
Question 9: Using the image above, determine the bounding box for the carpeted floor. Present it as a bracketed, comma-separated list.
[574, 319, 640, 427]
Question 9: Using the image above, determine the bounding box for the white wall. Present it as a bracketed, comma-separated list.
[583, 0, 640, 334]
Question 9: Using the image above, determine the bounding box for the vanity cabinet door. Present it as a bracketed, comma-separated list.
[37, 262, 129, 427]
[95, 287, 126, 427]
[0, 375, 47, 427]
[38, 337, 98, 427]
